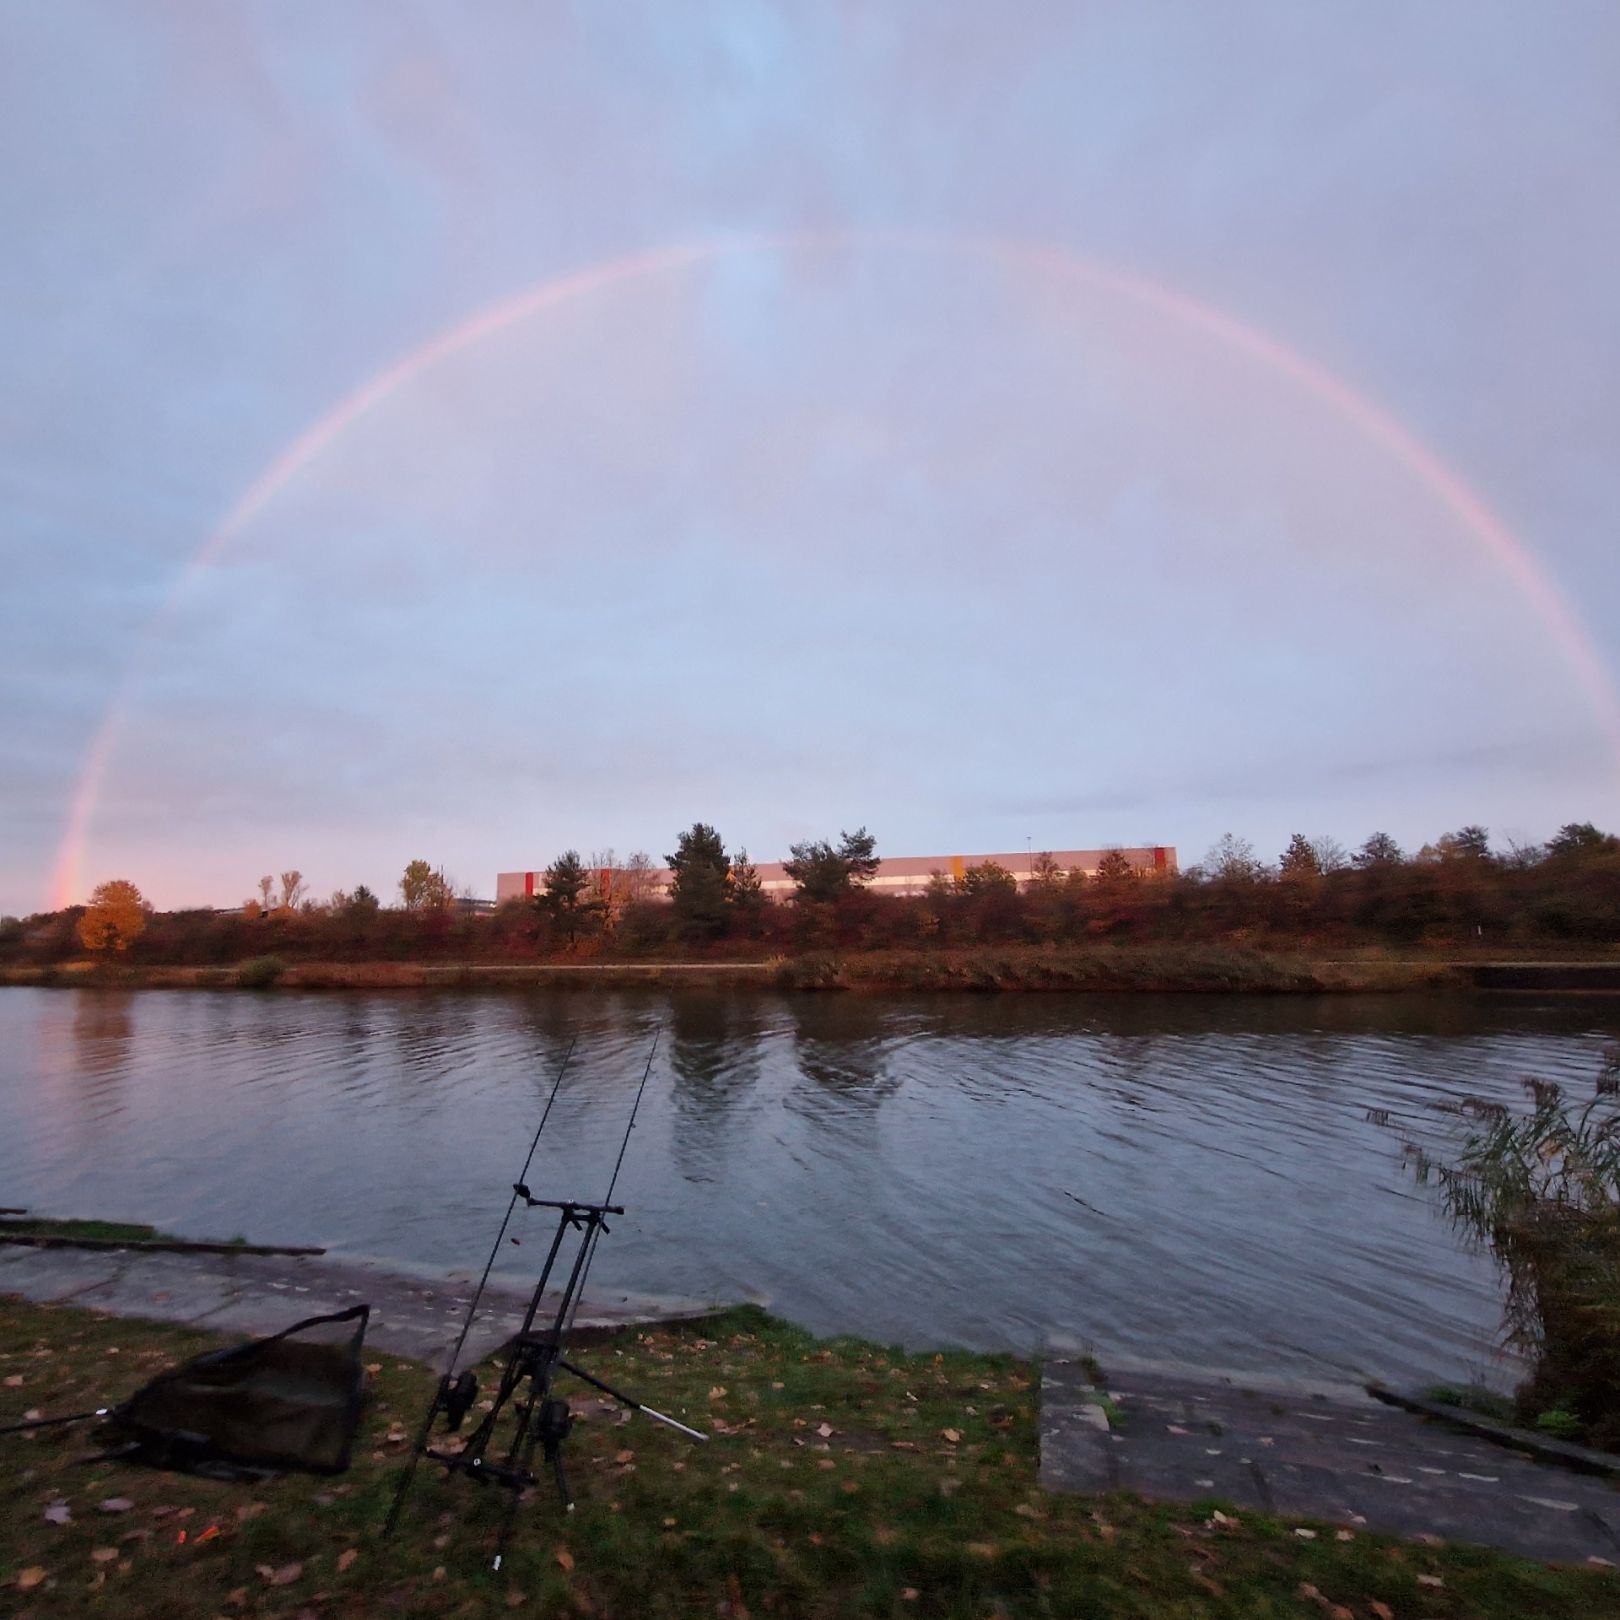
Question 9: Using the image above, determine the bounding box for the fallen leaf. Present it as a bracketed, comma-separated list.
[1293, 1527, 1317, 1540]
[1416, 1574, 1444, 1588]
[3, 1373, 23, 1387]
[99, 1498, 134, 1514]
[1166, 1423, 1190, 1435]
[816, 1422, 834, 1438]
[16, 1567, 47, 1591]
[1334, 1530, 1354, 1542]
[432, 1565, 447, 1582]
[1300, 1585, 1323, 1602]
[1368, 1605, 1394, 1620]
[43, 1502, 72, 1525]
[91, 1548, 119, 1564]
[365, 1363, 382, 1374]
[556, 1548, 576, 1573]
[708, 1386, 727, 1400]
[942, 1428, 961, 1444]
[337, 1549, 359, 1572]
[257, 1562, 302, 1586]
[900, 1589, 919, 1602]
[614, 1449, 634, 1465]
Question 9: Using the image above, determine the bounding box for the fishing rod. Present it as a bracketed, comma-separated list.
[0, 1406, 112, 1437]
[384, 1015, 706, 1568]
[381, 1035, 577, 1533]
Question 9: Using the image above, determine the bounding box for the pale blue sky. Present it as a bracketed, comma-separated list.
[4, 2, 1619, 911]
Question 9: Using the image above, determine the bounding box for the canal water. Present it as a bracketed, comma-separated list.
[3, 987, 1616, 1386]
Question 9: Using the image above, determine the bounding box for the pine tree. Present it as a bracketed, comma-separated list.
[666, 823, 731, 939]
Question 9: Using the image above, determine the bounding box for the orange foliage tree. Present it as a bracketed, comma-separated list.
[77, 879, 150, 953]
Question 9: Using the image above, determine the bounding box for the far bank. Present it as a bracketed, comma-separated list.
[4, 943, 1617, 994]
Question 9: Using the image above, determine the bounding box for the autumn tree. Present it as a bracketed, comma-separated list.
[729, 849, 767, 934]
[1354, 832, 1404, 869]
[1422, 825, 1492, 864]
[278, 870, 306, 911]
[1546, 823, 1620, 861]
[1092, 848, 1139, 886]
[77, 879, 149, 953]
[667, 823, 732, 940]
[783, 828, 879, 904]
[1030, 851, 1063, 886]
[622, 851, 659, 903]
[257, 875, 275, 910]
[399, 859, 453, 911]
[1205, 834, 1263, 883]
[1309, 835, 1350, 873]
[961, 859, 1017, 897]
[1279, 833, 1322, 881]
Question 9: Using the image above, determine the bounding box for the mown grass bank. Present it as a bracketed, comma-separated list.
[4, 1297, 1616, 1619]
[0, 944, 1468, 994]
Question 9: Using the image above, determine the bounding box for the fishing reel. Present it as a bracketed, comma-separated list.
[441, 1371, 480, 1432]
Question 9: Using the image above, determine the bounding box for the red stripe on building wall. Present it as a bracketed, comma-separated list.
[1154, 847, 1168, 871]
[524, 871, 535, 897]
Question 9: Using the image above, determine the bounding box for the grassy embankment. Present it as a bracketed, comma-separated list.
[0, 944, 1470, 994]
[4, 1297, 1617, 1619]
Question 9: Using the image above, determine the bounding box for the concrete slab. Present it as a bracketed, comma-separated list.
[3, 1244, 746, 1375]
[0, 1245, 126, 1302]
[1043, 1355, 1620, 1565]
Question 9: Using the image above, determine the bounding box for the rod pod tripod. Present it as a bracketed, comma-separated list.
[384, 1192, 706, 1566]
[383, 1023, 704, 1568]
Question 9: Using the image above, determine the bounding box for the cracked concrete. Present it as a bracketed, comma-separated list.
[1042, 1357, 1620, 1565]
[0, 1242, 744, 1371]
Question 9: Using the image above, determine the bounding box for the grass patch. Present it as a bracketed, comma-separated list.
[2, 1299, 1616, 1617]
[235, 955, 289, 989]
[1426, 1383, 1517, 1423]
[0, 1218, 163, 1244]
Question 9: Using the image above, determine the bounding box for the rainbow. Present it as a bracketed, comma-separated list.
[47, 228, 1620, 909]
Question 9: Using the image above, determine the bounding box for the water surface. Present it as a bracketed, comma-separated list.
[4, 986, 1616, 1386]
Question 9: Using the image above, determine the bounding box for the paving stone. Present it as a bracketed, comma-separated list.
[1043, 1355, 1620, 1565]
[1, 1245, 747, 1371]
[0, 1245, 125, 1301]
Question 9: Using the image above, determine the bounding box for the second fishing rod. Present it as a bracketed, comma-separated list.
[384, 1014, 706, 1566]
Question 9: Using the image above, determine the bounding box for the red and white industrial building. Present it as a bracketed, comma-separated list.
[496, 847, 1175, 904]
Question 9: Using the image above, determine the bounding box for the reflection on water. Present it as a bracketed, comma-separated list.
[2, 986, 1618, 1385]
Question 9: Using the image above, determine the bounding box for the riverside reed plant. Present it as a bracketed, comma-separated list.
[1405, 1048, 1620, 1448]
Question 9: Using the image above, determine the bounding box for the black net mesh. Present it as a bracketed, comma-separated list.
[107, 1304, 370, 1478]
